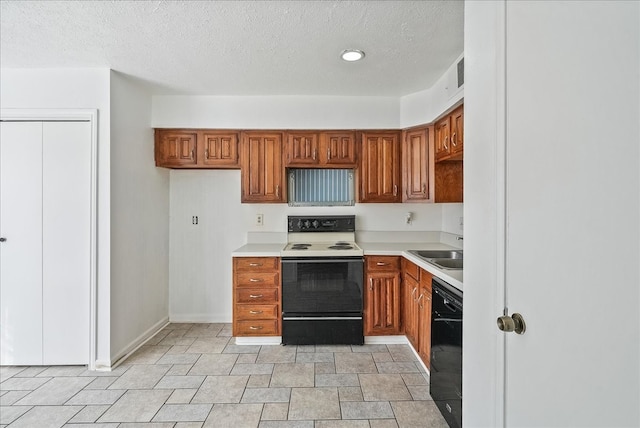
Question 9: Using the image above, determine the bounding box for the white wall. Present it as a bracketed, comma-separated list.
[0, 68, 112, 366]
[153, 95, 399, 129]
[109, 72, 170, 362]
[400, 53, 464, 128]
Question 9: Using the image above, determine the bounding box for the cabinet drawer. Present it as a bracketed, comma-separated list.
[402, 258, 420, 281]
[367, 256, 401, 272]
[235, 319, 279, 336]
[234, 257, 280, 272]
[235, 272, 279, 287]
[235, 304, 279, 320]
[236, 288, 279, 304]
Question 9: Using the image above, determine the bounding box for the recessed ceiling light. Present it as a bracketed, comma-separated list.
[340, 49, 365, 62]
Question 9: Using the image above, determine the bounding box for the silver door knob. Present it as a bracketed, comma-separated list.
[497, 313, 526, 334]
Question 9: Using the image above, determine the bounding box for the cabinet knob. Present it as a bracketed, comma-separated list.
[327, 147, 331, 160]
[393, 185, 398, 197]
[0, 237, 6, 242]
[422, 183, 426, 194]
[451, 132, 457, 146]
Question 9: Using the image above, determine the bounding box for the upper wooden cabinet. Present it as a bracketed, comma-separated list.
[435, 105, 464, 162]
[155, 129, 239, 168]
[285, 131, 357, 168]
[359, 131, 402, 203]
[155, 130, 198, 167]
[240, 131, 286, 203]
[402, 126, 434, 203]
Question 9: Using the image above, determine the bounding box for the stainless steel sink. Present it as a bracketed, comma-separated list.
[407, 250, 463, 270]
[408, 250, 463, 260]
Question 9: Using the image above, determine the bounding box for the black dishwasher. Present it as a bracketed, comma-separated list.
[430, 277, 463, 428]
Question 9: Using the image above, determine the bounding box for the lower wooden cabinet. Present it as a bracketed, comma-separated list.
[364, 256, 402, 335]
[401, 258, 433, 369]
[232, 257, 281, 336]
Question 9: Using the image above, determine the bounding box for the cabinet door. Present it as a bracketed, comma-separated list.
[402, 127, 432, 202]
[286, 132, 319, 166]
[365, 271, 402, 335]
[434, 117, 451, 162]
[322, 131, 357, 166]
[403, 274, 419, 349]
[450, 106, 464, 157]
[241, 132, 285, 203]
[359, 132, 401, 202]
[418, 270, 433, 367]
[201, 132, 239, 167]
[155, 130, 197, 167]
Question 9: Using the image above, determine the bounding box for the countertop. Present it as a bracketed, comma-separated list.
[232, 241, 463, 291]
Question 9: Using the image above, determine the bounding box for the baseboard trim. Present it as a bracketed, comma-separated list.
[235, 336, 282, 346]
[169, 314, 231, 323]
[99, 316, 170, 371]
[364, 335, 409, 345]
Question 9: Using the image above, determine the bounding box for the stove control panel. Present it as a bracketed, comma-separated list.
[288, 215, 355, 232]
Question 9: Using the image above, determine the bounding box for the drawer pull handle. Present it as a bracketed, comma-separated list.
[249, 326, 264, 330]
[249, 310, 263, 314]
[249, 294, 264, 299]
[249, 263, 262, 267]
[376, 262, 387, 266]
[249, 278, 263, 282]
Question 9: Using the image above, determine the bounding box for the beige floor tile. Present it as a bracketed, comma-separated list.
[154, 375, 206, 389]
[316, 373, 360, 387]
[315, 420, 370, 428]
[68, 405, 111, 423]
[270, 363, 314, 387]
[338, 386, 364, 402]
[152, 403, 213, 422]
[97, 389, 172, 423]
[241, 387, 291, 403]
[335, 353, 378, 374]
[359, 374, 411, 401]
[186, 337, 230, 354]
[108, 364, 171, 390]
[167, 388, 198, 404]
[15, 376, 94, 405]
[390, 400, 449, 428]
[341, 401, 394, 419]
[261, 402, 289, 420]
[256, 346, 296, 363]
[288, 387, 340, 420]
[203, 403, 263, 428]
[9, 405, 82, 427]
[191, 375, 248, 404]
[189, 353, 238, 375]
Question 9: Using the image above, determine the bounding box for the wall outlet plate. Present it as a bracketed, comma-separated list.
[256, 214, 264, 226]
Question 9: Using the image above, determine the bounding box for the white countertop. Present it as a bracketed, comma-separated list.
[232, 240, 463, 291]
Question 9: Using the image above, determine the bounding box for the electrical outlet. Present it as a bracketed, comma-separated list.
[256, 214, 264, 226]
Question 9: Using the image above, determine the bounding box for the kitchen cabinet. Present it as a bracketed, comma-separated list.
[359, 131, 402, 203]
[402, 126, 434, 202]
[232, 257, 281, 336]
[434, 105, 464, 162]
[417, 268, 433, 366]
[364, 256, 402, 335]
[285, 131, 357, 168]
[155, 129, 240, 168]
[240, 131, 286, 203]
[402, 258, 420, 348]
[401, 258, 433, 368]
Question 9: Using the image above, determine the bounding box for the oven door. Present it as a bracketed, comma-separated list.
[281, 257, 364, 316]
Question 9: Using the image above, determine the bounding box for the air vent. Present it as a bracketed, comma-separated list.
[457, 58, 464, 88]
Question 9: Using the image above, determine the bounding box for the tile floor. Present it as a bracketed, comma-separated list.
[0, 323, 448, 427]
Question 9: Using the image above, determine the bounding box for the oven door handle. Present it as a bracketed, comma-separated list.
[281, 258, 363, 264]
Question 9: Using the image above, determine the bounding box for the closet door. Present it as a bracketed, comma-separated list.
[42, 122, 91, 364]
[0, 122, 44, 365]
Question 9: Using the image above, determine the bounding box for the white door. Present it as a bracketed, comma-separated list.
[0, 122, 44, 365]
[41, 121, 91, 365]
[0, 120, 91, 365]
[464, 1, 639, 427]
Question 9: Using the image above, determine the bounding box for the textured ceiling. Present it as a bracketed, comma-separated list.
[0, 0, 464, 96]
